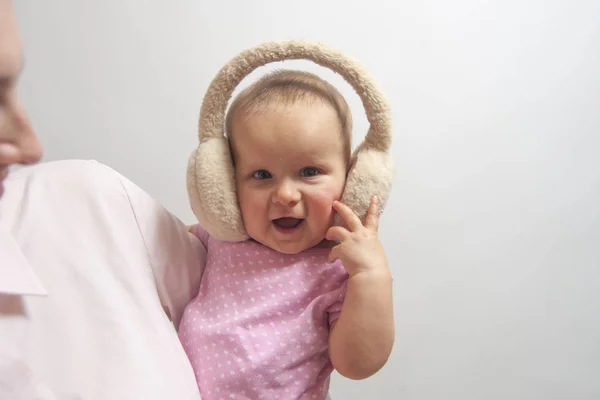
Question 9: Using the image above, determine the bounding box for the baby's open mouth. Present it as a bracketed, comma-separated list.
[272, 217, 304, 229]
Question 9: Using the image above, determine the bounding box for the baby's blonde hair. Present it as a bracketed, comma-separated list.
[225, 70, 353, 161]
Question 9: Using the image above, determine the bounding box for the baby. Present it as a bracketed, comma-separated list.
[179, 70, 394, 400]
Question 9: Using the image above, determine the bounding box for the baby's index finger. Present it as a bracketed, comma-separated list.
[332, 200, 362, 231]
[364, 196, 380, 230]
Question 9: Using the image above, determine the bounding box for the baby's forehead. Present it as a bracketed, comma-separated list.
[230, 105, 349, 166]
[236, 100, 342, 135]
[238, 94, 333, 118]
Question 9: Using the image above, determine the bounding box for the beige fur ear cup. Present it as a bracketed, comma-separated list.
[187, 137, 248, 241]
[187, 40, 395, 242]
[335, 148, 395, 227]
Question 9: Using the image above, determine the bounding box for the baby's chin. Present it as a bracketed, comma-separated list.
[255, 236, 330, 255]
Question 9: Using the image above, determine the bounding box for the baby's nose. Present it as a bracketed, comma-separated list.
[272, 181, 301, 205]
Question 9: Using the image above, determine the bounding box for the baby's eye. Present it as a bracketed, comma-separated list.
[251, 170, 272, 180]
[300, 167, 320, 177]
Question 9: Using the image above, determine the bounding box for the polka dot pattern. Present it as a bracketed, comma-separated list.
[179, 225, 348, 400]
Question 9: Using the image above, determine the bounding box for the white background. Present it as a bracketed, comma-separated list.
[15, 0, 600, 399]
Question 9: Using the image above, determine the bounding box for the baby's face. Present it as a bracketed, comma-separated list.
[230, 101, 348, 254]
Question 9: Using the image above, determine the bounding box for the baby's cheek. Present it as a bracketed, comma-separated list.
[311, 188, 342, 215]
[238, 189, 263, 225]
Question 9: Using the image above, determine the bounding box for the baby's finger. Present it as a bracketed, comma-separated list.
[326, 225, 351, 243]
[364, 196, 380, 231]
[328, 243, 343, 263]
[332, 201, 362, 231]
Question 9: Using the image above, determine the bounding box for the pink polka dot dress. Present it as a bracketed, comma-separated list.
[178, 225, 348, 400]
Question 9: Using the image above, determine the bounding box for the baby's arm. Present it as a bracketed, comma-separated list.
[326, 198, 395, 380]
[329, 269, 394, 379]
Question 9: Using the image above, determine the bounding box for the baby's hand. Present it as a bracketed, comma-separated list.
[326, 197, 388, 277]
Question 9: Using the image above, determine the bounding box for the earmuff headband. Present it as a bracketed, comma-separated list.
[197, 40, 392, 153]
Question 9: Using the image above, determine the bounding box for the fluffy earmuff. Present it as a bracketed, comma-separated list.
[187, 40, 395, 242]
